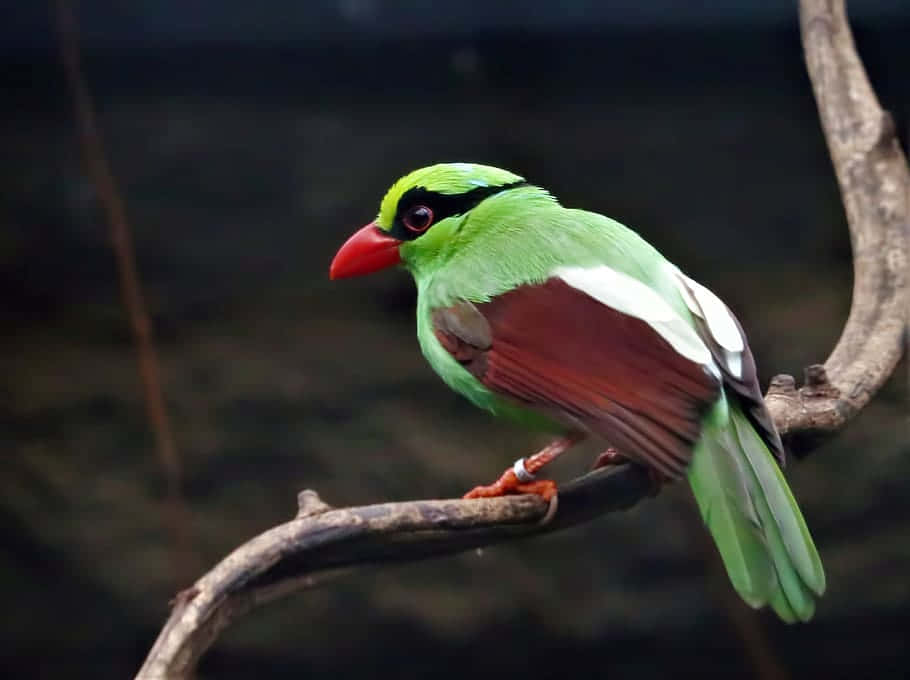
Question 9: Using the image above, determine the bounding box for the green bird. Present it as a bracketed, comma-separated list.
[330, 162, 825, 622]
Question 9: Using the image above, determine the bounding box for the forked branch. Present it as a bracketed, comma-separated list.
[137, 1, 907, 677]
[764, 0, 908, 452]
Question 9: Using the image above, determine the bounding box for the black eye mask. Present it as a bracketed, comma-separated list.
[389, 180, 527, 241]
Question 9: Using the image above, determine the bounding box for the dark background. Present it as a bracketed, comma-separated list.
[2, 1, 908, 678]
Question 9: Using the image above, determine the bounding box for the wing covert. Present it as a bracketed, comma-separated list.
[432, 276, 722, 477]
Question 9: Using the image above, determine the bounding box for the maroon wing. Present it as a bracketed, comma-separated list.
[432, 278, 721, 478]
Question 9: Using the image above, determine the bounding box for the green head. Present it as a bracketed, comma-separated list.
[329, 163, 532, 279]
[375, 163, 524, 232]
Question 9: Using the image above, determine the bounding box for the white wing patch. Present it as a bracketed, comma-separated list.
[667, 264, 745, 378]
[554, 265, 720, 378]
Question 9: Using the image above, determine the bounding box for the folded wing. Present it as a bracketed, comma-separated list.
[432, 272, 721, 478]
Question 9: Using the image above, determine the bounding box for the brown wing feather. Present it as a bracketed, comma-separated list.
[432, 278, 721, 478]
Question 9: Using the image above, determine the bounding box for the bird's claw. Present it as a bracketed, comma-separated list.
[463, 469, 559, 501]
[591, 448, 666, 496]
[591, 447, 624, 470]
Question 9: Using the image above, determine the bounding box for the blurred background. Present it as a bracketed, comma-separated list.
[2, 1, 908, 678]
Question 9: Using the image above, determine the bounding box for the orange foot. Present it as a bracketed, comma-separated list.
[591, 448, 667, 496]
[463, 468, 558, 501]
[591, 447, 623, 470]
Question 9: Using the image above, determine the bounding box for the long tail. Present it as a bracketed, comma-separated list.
[687, 399, 826, 622]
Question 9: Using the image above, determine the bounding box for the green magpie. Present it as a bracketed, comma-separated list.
[330, 162, 825, 622]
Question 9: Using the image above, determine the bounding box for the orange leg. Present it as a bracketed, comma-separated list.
[463, 434, 584, 501]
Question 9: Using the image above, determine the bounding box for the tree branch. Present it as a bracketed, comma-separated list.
[765, 0, 909, 453]
[139, 468, 651, 678]
[137, 1, 908, 677]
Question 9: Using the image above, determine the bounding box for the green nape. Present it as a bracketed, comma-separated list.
[376, 163, 524, 231]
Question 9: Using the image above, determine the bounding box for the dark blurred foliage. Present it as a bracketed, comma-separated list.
[1, 3, 908, 679]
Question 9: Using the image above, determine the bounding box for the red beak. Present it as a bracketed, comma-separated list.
[329, 222, 402, 279]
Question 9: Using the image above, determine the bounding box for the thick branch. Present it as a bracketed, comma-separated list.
[139, 467, 653, 678]
[137, 1, 907, 677]
[765, 0, 908, 452]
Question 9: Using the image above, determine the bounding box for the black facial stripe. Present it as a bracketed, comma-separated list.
[389, 180, 527, 241]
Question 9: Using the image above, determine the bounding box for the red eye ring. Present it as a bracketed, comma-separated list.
[403, 205, 434, 233]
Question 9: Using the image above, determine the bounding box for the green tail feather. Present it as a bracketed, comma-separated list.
[729, 409, 826, 596]
[688, 399, 825, 622]
[687, 408, 775, 608]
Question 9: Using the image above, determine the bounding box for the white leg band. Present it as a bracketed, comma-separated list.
[512, 457, 536, 483]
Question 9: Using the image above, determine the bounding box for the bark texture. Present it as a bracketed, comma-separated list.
[764, 0, 908, 452]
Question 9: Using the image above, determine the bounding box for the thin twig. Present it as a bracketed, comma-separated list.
[54, 0, 195, 583]
[137, 0, 908, 677]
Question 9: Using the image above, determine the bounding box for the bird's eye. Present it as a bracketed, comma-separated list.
[402, 205, 434, 233]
